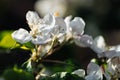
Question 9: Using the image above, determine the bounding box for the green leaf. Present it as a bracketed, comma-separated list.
[0, 31, 12, 41]
[2, 67, 34, 80]
[0, 31, 20, 48]
[21, 42, 35, 50]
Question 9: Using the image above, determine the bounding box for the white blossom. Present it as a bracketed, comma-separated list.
[103, 46, 120, 78]
[26, 11, 40, 29]
[12, 11, 68, 45]
[85, 62, 103, 80]
[65, 15, 86, 46]
[65, 16, 85, 37]
[70, 17, 85, 37]
[74, 34, 93, 47]
[12, 11, 56, 45]
[26, 11, 56, 44]
[54, 17, 67, 43]
[90, 36, 106, 58]
[12, 28, 32, 44]
[64, 15, 73, 40]
[106, 57, 120, 78]
[104, 45, 120, 58]
[64, 15, 72, 34]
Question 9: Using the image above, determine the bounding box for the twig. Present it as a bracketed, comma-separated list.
[42, 59, 77, 68]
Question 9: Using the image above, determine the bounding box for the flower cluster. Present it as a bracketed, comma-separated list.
[12, 10, 120, 80]
[73, 62, 103, 80]
[12, 11, 85, 45]
[74, 34, 120, 79]
[12, 11, 85, 67]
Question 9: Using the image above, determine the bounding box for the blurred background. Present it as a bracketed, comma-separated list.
[0, 0, 120, 75]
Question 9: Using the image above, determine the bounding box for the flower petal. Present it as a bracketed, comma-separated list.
[74, 34, 93, 47]
[26, 11, 40, 29]
[64, 15, 72, 24]
[105, 45, 120, 58]
[55, 17, 67, 33]
[12, 28, 32, 44]
[86, 62, 103, 80]
[91, 36, 106, 57]
[43, 13, 55, 27]
[70, 17, 85, 36]
[87, 62, 100, 75]
[54, 17, 67, 43]
[64, 15, 73, 39]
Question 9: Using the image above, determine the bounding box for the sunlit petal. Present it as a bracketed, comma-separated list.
[70, 17, 85, 36]
[26, 11, 41, 29]
[12, 28, 32, 44]
[74, 34, 93, 47]
[91, 36, 106, 57]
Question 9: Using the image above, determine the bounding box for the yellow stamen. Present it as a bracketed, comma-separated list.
[54, 12, 59, 17]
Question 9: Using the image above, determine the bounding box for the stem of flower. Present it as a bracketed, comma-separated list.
[42, 59, 77, 68]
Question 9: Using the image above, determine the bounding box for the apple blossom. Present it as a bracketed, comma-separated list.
[106, 57, 120, 79]
[85, 62, 103, 80]
[64, 15, 86, 46]
[12, 11, 67, 45]
[12, 28, 32, 44]
[70, 17, 85, 37]
[74, 34, 93, 47]
[90, 36, 107, 58]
